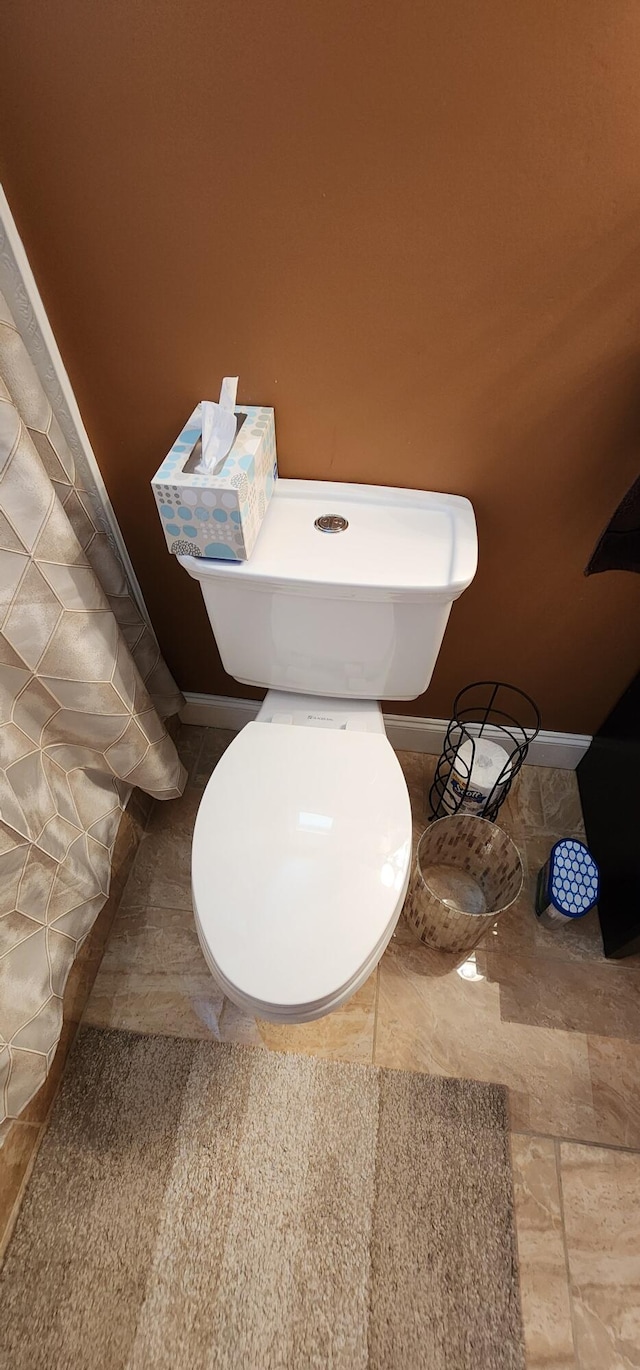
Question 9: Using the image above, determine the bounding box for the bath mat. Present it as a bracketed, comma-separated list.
[0, 1028, 524, 1370]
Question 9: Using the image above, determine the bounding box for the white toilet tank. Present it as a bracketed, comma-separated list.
[178, 479, 477, 700]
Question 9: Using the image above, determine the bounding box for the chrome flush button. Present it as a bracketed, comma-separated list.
[314, 514, 349, 533]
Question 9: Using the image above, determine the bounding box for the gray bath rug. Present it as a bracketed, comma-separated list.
[0, 1027, 524, 1369]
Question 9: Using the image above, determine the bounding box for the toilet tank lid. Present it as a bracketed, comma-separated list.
[178, 478, 477, 600]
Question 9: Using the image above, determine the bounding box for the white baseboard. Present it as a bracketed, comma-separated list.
[181, 693, 262, 731]
[180, 692, 591, 769]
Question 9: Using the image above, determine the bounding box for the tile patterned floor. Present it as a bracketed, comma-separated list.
[80, 725, 640, 1369]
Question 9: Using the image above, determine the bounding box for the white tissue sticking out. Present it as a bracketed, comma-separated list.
[445, 737, 512, 815]
[197, 376, 239, 475]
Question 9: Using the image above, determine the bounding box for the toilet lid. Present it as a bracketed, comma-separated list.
[192, 722, 411, 1011]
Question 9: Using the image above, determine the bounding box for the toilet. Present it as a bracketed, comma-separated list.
[179, 478, 477, 1022]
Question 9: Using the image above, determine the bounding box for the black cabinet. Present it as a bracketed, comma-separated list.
[577, 673, 640, 957]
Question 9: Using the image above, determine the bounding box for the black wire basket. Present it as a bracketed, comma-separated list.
[429, 682, 541, 823]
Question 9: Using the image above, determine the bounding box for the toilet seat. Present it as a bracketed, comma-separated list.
[191, 721, 412, 1022]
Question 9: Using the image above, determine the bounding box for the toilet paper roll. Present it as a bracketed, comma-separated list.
[444, 737, 512, 815]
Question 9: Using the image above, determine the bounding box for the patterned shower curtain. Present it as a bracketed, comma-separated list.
[0, 289, 186, 1122]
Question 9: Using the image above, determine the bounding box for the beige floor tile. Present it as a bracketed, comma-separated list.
[218, 972, 377, 1064]
[120, 787, 200, 910]
[375, 918, 596, 1140]
[538, 770, 586, 840]
[83, 971, 226, 1038]
[143, 783, 202, 839]
[481, 947, 640, 1043]
[500, 766, 547, 842]
[109, 806, 147, 906]
[175, 722, 207, 785]
[586, 1037, 640, 1151]
[396, 749, 430, 858]
[94, 903, 207, 977]
[395, 749, 426, 812]
[126, 786, 155, 832]
[84, 972, 377, 1064]
[511, 1135, 576, 1369]
[560, 1143, 640, 1369]
[423, 751, 437, 794]
[192, 727, 236, 789]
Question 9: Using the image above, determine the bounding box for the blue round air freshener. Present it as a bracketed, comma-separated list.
[535, 839, 599, 929]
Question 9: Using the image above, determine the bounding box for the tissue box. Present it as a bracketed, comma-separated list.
[151, 403, 277, 560]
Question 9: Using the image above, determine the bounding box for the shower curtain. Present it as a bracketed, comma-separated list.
[0, 289, 185, 1122]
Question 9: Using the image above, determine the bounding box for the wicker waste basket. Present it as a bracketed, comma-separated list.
[405, 814, 523, 953]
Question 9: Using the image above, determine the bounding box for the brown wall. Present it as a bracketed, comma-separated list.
[2, 0, 640, 732]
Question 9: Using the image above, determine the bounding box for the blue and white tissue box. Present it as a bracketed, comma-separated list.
[151, 403, 277, 560]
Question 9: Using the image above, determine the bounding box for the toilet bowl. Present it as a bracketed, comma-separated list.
[180, 477, 477, 1021]
[192, 697, 411, 1021]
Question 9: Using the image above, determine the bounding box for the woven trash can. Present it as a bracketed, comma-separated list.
[405, 814, 523, 953]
